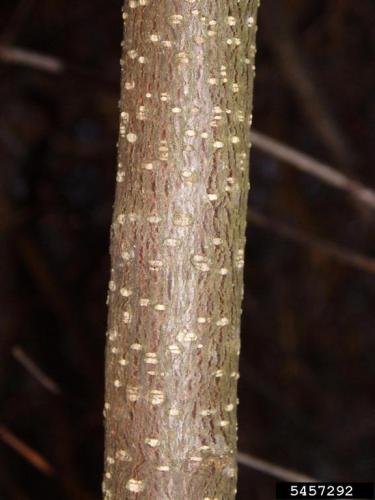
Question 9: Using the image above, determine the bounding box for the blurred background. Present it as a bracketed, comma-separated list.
[0, 0, 374, 499]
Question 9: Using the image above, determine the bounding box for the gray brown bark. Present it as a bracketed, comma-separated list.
[104, 1, 259, 498]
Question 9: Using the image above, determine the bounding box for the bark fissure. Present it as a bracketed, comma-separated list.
[104, 1, 259, 498]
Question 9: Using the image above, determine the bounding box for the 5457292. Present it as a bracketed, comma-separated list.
[276, 482, 374, 499]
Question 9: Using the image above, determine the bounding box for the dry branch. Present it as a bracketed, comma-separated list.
[0, 424, 55, 476]
[237, 451, 316, 482]
[12, 346, 61, 395]
[260, 0, 354, 166]
[0, 425, 96, 500]
[251, 130, 375, 210]
[248, 209, 375, 275]
[0, 45, 64, 73]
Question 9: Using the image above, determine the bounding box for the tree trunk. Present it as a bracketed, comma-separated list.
[103, 1, 259, 498]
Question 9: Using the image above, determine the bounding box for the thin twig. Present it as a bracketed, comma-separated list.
[248, 209, 375, 275]
[237, 451, 316, 482]
[260, 0, 354, 166]
[251, 130, 375, 210]
[0, 45, 64, 73]
[0, 144, 98, 383]
[12, 346, 61, 395]
[0, 424, 55, 476]
[0, 425, 96, 500]
[0, 44, 116, 87]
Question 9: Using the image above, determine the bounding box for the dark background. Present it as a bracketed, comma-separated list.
[0, 1, 374, 499]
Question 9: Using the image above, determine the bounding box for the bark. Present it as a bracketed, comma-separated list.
[103, 1, 259, 499]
